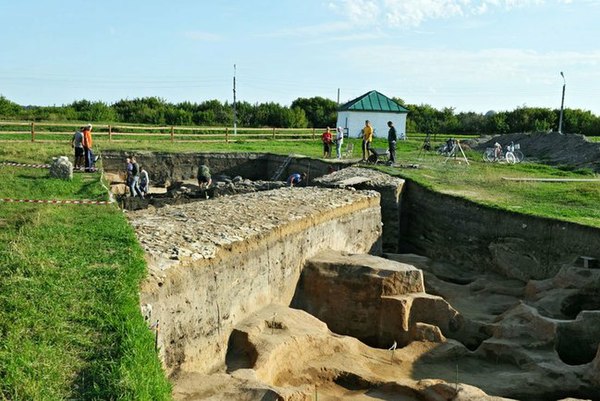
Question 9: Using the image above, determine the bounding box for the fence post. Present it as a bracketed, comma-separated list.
[312, 128, 315, 140]
[272, 127, 276, 140]
[31, 122, 35, 142]
[170, 126, 174, 143]
[108, 125, 112, 142]
[225, 127, 229, 143]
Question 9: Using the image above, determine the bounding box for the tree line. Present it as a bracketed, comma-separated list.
[1, 94, 599, 136]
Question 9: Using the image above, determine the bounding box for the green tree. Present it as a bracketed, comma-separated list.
[113, 97, 167, 124]
[440, 107, 459, 133]
[70, 100, 116, 122]
[405, 104, 443, 135]
[486, 112, 510, 134]
[0, 95, 22, 118]
[290, 97, 337, 128]
[456, 112, 487, 134]
[561, 108, 597, 135]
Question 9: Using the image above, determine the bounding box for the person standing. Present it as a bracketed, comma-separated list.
[139, 167, 149, 197]
[321, 127, 333, 158]
[335, 127, 344, 159]
[71, 127, 84, 170]
[361, 120, 373, 162]
[82, 124, 95, 172]
[387, 121, 397, 165]
[125, 157, 133, 189]
[129, 157, 143, 197]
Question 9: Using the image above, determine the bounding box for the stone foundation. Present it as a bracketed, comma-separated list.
[128, 187, 382, 375]
[314, 167, 404, 252]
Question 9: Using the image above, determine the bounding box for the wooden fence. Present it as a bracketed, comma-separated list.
[0, 121, 325, 143]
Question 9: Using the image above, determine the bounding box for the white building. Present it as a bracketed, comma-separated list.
[336, 90, 409, 139]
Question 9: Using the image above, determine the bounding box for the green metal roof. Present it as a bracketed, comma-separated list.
[338, 90, 409, 113]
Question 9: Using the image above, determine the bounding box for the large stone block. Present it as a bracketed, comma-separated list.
[293, 250, 424, 347]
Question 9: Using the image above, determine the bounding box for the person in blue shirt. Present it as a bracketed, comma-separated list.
[287, 172, 307, 187]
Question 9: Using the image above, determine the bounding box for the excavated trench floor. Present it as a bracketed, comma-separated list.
[389, 254, 600, 401]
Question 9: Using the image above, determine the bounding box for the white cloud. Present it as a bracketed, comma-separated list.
[328, 0, 568, 27]
[334, 45, 600, 112]
[184, 31, 222, 42]
[303, 31, 387, 44]
[328, 0, 381, 24]
[255, 21, 351, 38]
[342, 45, 600, 77]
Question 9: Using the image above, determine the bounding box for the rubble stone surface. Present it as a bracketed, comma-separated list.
[315, 166, 405, 252]
[127, 187, 380, 267]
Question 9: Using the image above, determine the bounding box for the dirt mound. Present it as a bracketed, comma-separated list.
[469, 132, 600, 172]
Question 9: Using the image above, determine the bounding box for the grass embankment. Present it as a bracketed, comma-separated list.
[379, 140, 600, 227]
[0, 165, 171, 399]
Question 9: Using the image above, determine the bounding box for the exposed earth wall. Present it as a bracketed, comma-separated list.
[398, 180, 600, 281]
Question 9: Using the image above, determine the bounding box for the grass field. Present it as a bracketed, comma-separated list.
[0, 165, 171, 400]
[379, 156, 600, 227]
[0, 132, 599, 400]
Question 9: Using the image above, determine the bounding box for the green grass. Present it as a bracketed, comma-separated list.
[374, 143, 600, 227]
[0, 161, 171, 400]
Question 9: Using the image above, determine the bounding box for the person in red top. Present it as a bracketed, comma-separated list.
[82, 124, 95, 172]
[321, 127, 333, 158]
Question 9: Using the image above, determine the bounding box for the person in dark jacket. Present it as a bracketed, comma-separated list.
[387, 121, 397, 165]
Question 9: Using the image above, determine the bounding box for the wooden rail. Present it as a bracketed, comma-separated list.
[0, 121, 323, 143]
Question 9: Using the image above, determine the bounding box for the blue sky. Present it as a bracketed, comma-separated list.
[1, 0, 599, 113]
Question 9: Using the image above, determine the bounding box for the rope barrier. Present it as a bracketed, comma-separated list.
[1, 151, 114, 206]
[1, 162, 51, 169]
[0, 198, 111, 205]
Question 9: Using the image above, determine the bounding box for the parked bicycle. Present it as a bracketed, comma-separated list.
[482, 141, 524, 164]
[506, 142, 524, 163]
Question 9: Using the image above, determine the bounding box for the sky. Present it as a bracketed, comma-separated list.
[1, 0, 600, 114]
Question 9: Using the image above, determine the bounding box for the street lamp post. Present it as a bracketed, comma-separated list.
[558, 71, 566, 134]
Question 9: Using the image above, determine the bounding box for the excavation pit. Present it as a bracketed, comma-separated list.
[118, 152, 600, 400]
[102, 151, 353, 210]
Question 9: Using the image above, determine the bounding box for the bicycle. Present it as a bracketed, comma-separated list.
[506, 142, 524, 163]
[482, 142, 524, 164]
[483, 148, 516, 163]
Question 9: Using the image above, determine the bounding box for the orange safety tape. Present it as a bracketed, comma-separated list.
[1, 162, 51, 168]
[0, 198, 111, 205]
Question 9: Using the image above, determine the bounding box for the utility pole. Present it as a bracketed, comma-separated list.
[337, 88, 340, 105]
[558, 71, 566, 134]
[233, 64, 237, 136]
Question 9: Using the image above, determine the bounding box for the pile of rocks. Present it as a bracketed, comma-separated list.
[49, 156, 73, 180]
[212, 174, 287, 195]
[159, 176, 288, 201]
[314, 166, 403, 188]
